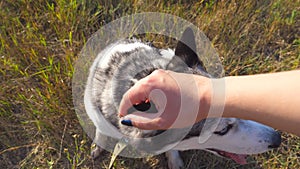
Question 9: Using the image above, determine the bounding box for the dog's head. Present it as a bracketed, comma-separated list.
[183, 118, 281, 164]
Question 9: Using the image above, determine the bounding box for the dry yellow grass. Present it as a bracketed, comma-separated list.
[0, 0, 299, 168]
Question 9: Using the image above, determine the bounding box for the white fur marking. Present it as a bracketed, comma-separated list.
[160, 49, 175, 60]
[99, 42, 152, 68]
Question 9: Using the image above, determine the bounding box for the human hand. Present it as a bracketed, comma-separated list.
[118, 69, 211, 130]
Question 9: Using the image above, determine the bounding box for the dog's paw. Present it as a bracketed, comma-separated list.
[91, 145, 103, 159]
[165, 150, 184, 169]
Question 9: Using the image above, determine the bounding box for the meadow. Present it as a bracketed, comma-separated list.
[0, 0, 299, 168]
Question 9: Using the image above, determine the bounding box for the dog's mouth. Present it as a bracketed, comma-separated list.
[206, 148, 247, 164]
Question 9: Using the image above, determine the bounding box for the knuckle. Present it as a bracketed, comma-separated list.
[152, 69, 165, 76]
[150, 69, 168, 83]
[142, 75, 156, 87]
[139, 79, 152, 91]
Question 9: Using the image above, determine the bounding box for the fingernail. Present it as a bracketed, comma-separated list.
[121, 119, 133, 126]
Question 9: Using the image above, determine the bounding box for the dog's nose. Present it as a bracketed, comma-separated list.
[268, 132, 281, 149]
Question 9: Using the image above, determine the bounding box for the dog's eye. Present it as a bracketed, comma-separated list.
[213, 124, 233, 136]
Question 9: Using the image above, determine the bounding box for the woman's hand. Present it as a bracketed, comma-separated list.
[118, 69, 211, 130]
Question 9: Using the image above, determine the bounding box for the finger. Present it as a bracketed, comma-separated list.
[118, 81, 151, 117]
[118, 92, 135, 117]
[132, 118, 164, 130]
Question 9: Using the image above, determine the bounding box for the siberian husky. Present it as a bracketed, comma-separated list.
[84, 28, 281, 169]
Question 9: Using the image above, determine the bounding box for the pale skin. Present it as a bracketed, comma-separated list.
[118, 69, 300, 136]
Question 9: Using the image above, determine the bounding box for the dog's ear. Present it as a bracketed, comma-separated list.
[175, 27, 204, 68]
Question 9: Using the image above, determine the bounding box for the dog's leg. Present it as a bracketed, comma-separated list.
[165, 150, 184, 169]
[91, 129, 103, 159]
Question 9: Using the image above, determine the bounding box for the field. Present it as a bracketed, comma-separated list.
[0, 0, 299, 168]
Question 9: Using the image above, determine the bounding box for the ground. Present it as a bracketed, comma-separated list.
[0, 0, 299, 168]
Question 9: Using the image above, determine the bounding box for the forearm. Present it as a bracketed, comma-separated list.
[223, 70, 300, 135]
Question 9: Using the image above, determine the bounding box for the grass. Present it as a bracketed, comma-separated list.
[0, 0, 299, 168]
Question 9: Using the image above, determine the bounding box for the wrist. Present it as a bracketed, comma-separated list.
[194, 75, 212, 121]
[196, 76, 231, 120]
[223, 76, 244, 119]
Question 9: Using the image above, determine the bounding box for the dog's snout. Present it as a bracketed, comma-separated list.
[268, 132, 281, 149]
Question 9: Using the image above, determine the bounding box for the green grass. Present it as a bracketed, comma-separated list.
[0, 0, 299, 168]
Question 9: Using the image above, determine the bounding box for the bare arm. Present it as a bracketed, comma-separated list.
[221, 70, 300, 135]
[119, 70, 300, 136]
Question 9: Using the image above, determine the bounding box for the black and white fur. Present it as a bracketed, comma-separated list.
[84, 28, 281, 169]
